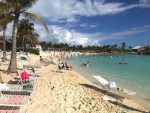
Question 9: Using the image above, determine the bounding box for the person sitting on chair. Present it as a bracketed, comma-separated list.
[65, 62, 72, 70]
[20, 70, 29, 83]
[58, 62, 64, 73]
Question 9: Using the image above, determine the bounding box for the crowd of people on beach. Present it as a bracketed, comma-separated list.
[39, 52, 73, 73]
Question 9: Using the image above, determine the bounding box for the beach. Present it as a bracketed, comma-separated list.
[0, 52, 149, 113]
[1, 0, 150, 112]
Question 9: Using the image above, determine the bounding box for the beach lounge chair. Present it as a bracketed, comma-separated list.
[0, 94, 29, 113]
[93, 76, 136, 98]
[93, 75, 109, 87]
[0, 83, 9, 91]
[0, 94, 29, 106]
[0, 83, 33, 92]
[0, 106, 27, 113]
[18, 70, 37, 90]
[93, 75, 117, 89]
[19, 77, 36, 91]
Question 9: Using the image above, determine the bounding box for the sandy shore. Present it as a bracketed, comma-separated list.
[0, 52, 149, 113]
[27, 64, 125, 113]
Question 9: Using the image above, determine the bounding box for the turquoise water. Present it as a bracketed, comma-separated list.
[68, 55, 150, 100]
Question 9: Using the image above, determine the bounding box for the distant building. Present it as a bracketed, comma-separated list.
[132, 46, 144, 53]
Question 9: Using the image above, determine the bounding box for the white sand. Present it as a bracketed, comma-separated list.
[27, 64, 126, 113]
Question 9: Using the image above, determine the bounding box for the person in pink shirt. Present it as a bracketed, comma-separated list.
[20, 71, 29, 83]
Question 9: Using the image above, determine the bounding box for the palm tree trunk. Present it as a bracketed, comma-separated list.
[3, 26, 7, 61]
[24, 39, 26, 52]
[22, 37, 25, 52]
[7, 13, 19, 73]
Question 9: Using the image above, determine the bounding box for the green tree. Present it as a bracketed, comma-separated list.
[0, 0, 48, 73]
[17, 19, 39, 51]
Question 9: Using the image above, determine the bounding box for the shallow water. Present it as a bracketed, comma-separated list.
[68, 54, 150, 107]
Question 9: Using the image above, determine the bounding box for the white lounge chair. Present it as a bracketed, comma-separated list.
[0, 83, 33, 92]
[93, 75, 117, 89]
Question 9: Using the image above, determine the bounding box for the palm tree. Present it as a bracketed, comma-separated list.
[28, 32, 39, 47]
[17, 19, 35, 51]
[0, 14, 14, 61]
[0, 0, 48, 73]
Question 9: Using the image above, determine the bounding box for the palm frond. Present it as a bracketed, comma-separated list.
[0, 13, 14, 28]
[24, 12, 49, 32]
[0, 2, 14, 15]
[4, 0, 37, 9]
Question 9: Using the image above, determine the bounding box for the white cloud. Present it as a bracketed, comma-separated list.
[34, 24, 100, 46]
[79, 23, 97, 28]
[0, 22, 13, 39]
[29, 0, 150, 22]
[27, 0, 150, 46]
[112, 25, 150, 37]
[66, 17, 79, 23]
[139, 0, 150, 7]
[31, 23, 150, 46]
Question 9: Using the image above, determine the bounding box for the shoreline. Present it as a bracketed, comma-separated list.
[27, 52, 148, 113]
[27, 61, 149, 113]
[75, 63, 150, 108]
[66, 54, 150, 108]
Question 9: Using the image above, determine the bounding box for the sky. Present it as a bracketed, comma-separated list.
[3, 0, 150, 47]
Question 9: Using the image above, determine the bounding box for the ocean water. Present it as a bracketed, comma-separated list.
[68, 54, 150, 106]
